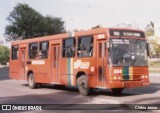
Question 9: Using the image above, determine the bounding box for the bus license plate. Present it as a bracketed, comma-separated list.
[124, 82, 141, 88]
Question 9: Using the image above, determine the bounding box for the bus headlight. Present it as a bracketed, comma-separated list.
[145, 76, 148, 78]
[118, 77, 121, 80]
[112, 76, 122, 80]
[141, 75, 148, 79]
[113, 76, 117, 80]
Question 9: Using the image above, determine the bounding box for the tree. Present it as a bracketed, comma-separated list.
[116, 23, 139, 29]
[5, 3, 65, 41]
[44, 16, 66, 35]
[144, 22, 160, 61]
[145, 21, 154, 37]
[151, 37, 160, 62]
[154, 45, 160, 62]
[0, 46, 10, 65]
[91, 25, 102, 29]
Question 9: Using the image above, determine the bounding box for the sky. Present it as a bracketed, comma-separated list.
[1, 0, 160, 47]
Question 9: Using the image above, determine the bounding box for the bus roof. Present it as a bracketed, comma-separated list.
[11, 27, 144, 45]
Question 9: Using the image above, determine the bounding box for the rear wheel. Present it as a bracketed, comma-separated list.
[28, 73, 38, 89]
[111, 88, 123, 94]
[77, 75, 90, 96]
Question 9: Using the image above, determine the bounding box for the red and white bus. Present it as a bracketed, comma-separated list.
[9, 28, 149, 95]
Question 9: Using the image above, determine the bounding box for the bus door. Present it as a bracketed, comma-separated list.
[51, 44, 60, 83]
[96, 40, 107, 87]
[19, 48, 26, 80]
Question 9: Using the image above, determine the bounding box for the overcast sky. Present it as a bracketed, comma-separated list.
[1, 0, 160, 47]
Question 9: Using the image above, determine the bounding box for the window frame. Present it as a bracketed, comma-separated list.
[61, 37, 76, 58]
[11, 45, 19, 60]
[77, 35, 94, 58]
[28, 42, 38, 59]
[39, 41, 49, 59]
[62, 37, 76, 58]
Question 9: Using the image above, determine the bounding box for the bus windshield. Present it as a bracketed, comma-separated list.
[109, 38, 148, 66]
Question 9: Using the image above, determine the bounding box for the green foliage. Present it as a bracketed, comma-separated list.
[44, 16, 66, 35]
[91, 25, 102, 29]
[149, 61, 160, 67]
[0, 46, 10, 65]
[5, 3, 66, 41]
[152, 42, 160, 62]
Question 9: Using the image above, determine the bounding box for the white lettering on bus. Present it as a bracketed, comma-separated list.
[32, 60, 45, 65]
[113, 69, 122, 74]
[91, 67, 94, 72]
[74, 60, 90, 69]
[98, 34, 105, 39]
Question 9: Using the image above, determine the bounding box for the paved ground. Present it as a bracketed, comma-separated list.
[0, 66, 160, 113]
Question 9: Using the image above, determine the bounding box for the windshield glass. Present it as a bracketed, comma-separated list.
[109, 38, 148, 66]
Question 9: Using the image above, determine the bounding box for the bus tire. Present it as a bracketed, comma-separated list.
[28, 73, 38, 89]
[111, 88, 123, 94]
[77, 75, 90, 96]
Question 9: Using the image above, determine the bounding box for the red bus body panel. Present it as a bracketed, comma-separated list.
[9, 28, 149, 89]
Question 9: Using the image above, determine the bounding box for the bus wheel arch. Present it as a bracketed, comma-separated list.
[76, 71, 87, 80]
[27, 70, 38, 89]
[27, 70, 33, 79]
[76, 72, 90, 96]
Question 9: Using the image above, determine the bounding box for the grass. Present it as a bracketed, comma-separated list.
[149, 60, 160, 73]
[149, 70, 160, 73]
[148, 61, 160, 67]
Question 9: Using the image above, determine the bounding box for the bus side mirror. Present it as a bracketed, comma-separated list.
[147, 43, 150, 57]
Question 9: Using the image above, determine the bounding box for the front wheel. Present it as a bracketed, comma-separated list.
[28, 73, 38, 89]
[77, 75, 90, 96]
[111, 88, 123, 94]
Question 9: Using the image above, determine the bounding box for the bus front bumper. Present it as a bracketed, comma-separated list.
[107, 79, 150, 88]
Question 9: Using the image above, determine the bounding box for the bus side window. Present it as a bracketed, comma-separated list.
[29, 43, 38, 59]
[62, 38, 75, 58]
[77, 36, 93, 57]
[11, 45, 19, 60]
[39, 41, 49, 58]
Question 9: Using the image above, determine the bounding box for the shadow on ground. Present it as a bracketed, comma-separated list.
[0, 90, 156, 113]
[22, 83, 138, 97]
[22, 82, 160, 97]
[0, 91, 153, 113]
[124, 83, 160, 95]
